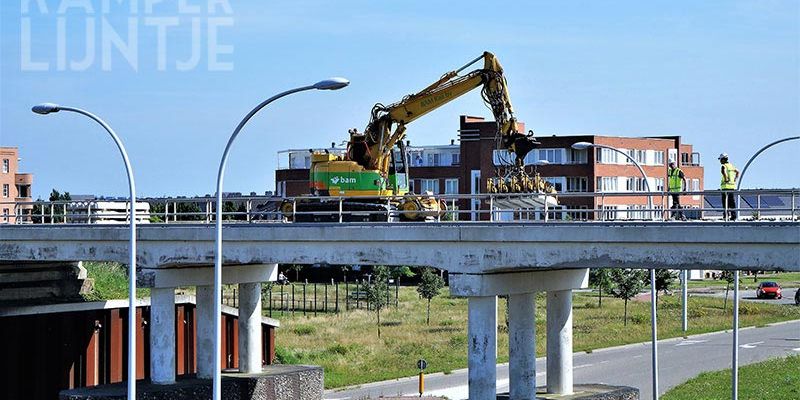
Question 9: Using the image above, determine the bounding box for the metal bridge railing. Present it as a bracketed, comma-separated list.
[1, 189, 797, 225]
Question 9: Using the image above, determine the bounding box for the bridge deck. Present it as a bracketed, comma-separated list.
[1, 222, 797, 286]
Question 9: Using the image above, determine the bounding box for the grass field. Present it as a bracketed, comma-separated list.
[82, 262, 150, 300]
[662, 355, 799, 400]
[276, 287, 800, 389]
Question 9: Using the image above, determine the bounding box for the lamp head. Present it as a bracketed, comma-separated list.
[32, 103, 61, 115]
[313, 77, 350, 90]
[571, 141, 593, 150]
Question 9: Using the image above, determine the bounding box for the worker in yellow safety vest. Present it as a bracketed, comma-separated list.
[667, 161, 687, 220]
[718, 153, 740, 221]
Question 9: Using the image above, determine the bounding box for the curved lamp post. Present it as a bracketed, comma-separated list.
[730, 135, 799, 400]
[572, 141, 659, 400]
[32, 103, 138, 400]
[213, 78, 349, 400]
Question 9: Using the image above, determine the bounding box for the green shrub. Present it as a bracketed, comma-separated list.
[630, 314, 648, 324]
[292, 324, 316, 336]
[275, 346, 301, 364]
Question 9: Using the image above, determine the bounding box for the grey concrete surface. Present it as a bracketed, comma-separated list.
[60, 365, 324, 400]
[324, 320, 800, 400]
[1, 223, 797, 287]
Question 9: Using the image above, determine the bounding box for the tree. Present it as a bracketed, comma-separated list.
[645, 269, 678, 305]
[32, 189, 72, 223]
[589, 269, 614, 308]
[719, 271, 737, 310]
[417, 268, 445, 325]
[364, 265, 391, 338]
[609, 269, 647, 326]
[285, 264, 304, 282]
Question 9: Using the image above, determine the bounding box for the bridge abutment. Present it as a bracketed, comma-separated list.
[450, 269, 588, 400]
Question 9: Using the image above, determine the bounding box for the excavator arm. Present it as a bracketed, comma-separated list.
[348, 51, 538, 173]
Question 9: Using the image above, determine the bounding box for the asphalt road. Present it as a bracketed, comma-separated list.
[696, 287, 799, 306]
[325, 320, 800, 400]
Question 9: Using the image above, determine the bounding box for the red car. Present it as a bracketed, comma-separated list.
[756, 282, 782, 299]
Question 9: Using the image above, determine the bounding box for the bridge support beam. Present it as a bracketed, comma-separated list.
[238, 281, 262, 373]
[508, 292, 536, 400]
[150, 287, 176, 384]
[547, 289, 573, 395]
[468, 295, 497, 400]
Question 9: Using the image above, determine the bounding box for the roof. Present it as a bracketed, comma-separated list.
[0, 294, 280, 327]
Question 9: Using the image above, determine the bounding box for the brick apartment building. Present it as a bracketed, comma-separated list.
[0, 147, 33, 224]
[275, 116, 704, 220]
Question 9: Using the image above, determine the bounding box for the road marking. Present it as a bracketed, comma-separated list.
[740, 341, 764, 349]
[676, 339, 709, 346]
[792, 347, 800, 352]
[574, 363, 594, 369]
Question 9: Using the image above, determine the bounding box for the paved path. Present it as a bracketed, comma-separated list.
[325, 320, 800, 400]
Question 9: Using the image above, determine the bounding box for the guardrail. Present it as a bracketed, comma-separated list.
[1, 189, 797, 225]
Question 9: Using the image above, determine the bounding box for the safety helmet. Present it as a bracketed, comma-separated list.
[717, 153, 728, 160]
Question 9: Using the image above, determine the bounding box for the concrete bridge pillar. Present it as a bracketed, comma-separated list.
[547, 289, 573, 395]
[468, 296, 498, 400]
[508, 292, 536, 400]
[450, 269, 588, 400]
[150, 287, 176, 384]
[196, 284, 215, 379]
[238, 281, 262, 373]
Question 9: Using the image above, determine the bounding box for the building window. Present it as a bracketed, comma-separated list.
[493, 149, 517, 166]
[420, 179, 439, 194]
[668, 149, 678, 163]
[544, 177, 565, 192]
[654, 151, 664, 165]
[602, 205, 618, 220]
[692, 179, 700, 192]
[451, 153, 460, 165]
[596, 177, 618, 192]
[566, 177, 588, 192]
[426, 153, 441, 167]
[568, 149, 587, 164]
[655, 178, 664, 191]
[538, 149, 563, 164]
[597, 148, 618, 164]
[445, 178, 459, 194]
[567, 205, 590, 221]
[625, 149, 646, 164]
[681, 152, 690, 164]
[2, 184, 8, 198]
[2, 159, 8, 173]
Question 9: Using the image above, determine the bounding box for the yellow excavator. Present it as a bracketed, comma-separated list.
[282, 51, 553, 222]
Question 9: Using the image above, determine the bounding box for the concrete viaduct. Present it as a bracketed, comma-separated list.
[2, 221, 798, 399]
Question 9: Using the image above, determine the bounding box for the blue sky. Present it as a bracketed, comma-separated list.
[1, 0, 798, 198]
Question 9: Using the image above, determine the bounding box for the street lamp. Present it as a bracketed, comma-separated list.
[32, 103, 139, 400]
[730, 135, 799, 400]
[213, 78, 349, 400]
[571, 141, 660, 400]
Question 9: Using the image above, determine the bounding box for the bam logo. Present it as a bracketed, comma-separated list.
[330, 176, 356, 185]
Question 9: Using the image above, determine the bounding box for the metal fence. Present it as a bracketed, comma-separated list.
[222, 280, 400, 317]
[2, 189, 798, 225]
